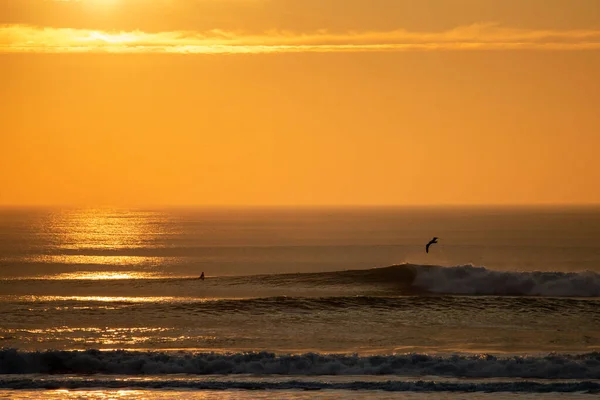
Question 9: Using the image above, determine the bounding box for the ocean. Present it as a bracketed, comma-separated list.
[1, 206, 599, 398]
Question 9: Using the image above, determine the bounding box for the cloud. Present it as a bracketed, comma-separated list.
[2, 23, 600, 54]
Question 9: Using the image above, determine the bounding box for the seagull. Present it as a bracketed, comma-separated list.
[426, 237, 438, 253]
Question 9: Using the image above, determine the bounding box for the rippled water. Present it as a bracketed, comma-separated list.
[1, 207, 599, 397]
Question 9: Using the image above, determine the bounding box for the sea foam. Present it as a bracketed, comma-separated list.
[2, 350, 600, 379]
[1, 377, 599, 392]
[409, 264, 600, 296]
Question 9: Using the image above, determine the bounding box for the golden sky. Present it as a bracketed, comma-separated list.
[1, 0, 599, 206]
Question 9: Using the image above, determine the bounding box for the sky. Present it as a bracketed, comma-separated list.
[1, 0, 599, 206]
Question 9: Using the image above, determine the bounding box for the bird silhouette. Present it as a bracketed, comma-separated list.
[426, 237, 438, 253]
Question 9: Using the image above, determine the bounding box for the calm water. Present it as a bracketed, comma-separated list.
[1, 207, 599, 398]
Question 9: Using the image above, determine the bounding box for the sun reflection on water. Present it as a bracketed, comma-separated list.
[25, 209, 178, 277]
[3, 295, 216, 303]
[17, 255, 176, 267]
[50, 271, 161, 280]
[49, 209, 170, 250]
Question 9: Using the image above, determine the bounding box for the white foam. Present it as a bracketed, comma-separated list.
[1, 376, 599, 392]
[411, 265, 600, 297]
[2, 350, 600, 379]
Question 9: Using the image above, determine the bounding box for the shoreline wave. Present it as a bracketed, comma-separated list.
[2, 350, 600, 379]
[1, 377, 600, 392]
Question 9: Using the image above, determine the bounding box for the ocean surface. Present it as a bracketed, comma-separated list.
[1, 206, 599, 398]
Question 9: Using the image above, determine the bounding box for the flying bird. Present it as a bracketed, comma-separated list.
[426, 237, 438, 253]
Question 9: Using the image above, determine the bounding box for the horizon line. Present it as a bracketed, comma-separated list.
[1, 203, 599, 210]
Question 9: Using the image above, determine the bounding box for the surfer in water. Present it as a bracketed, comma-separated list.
[199, 272, 205, 280]
[426, 237, 438, 253]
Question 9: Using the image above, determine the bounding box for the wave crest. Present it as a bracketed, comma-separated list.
[2, 349, 600, 379]
[1, 377, 600, 392]
[409, 264, 600, 297]
[259, 264, 600, 297]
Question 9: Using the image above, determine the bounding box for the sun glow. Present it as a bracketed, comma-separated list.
[2, 1, 600, 207]
[85, 0, 120, 8]
[3, 24, 600, 54]
[83, 31, 138, 44]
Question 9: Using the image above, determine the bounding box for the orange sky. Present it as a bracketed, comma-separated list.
[1, 0, 599, 206]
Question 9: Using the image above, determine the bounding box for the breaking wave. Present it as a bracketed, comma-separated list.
[1, 377, 600, 392]
[2, 350, 600, 379]
[3, 264, 600, 298]
[408, 264, 600, 297]
[257, 264, 600, 297]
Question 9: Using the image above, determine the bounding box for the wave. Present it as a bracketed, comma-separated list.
[408, 264, 600, 297]
[2, 350, 600, 379]
[3, 263, 600, 297]
[242, 264, 600, 297]
[1, 377, 600, 393]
